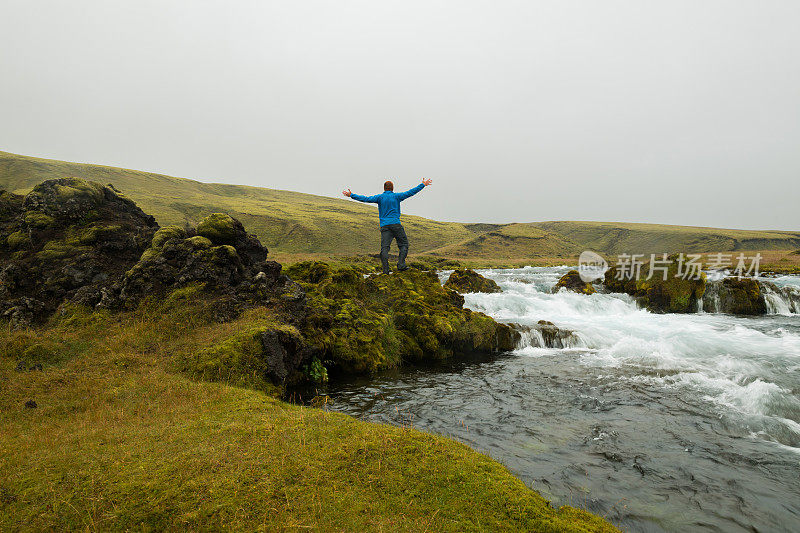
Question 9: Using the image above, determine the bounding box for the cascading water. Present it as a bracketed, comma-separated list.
[327, 266, 800, 532]
[703, 275, 800, 315]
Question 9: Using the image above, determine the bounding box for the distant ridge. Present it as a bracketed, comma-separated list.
[3, 150, 799, 258]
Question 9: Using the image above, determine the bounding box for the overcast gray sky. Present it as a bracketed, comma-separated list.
[2, 1, 798, 230]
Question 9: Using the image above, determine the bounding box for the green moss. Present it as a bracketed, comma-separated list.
[36, 241, 89, 260]
[553, 270, 596, 295]
[197, 213, 237, 244]
[161, 282, 207, 309]
[23, 211, 55, 229]
[2, 333, 90, 370]
[285, 260, 333, 284]
[52, 303, 111, 330]
[183, 321, 299, 393]
[151, 225, 186, 248]
[299, 263, 518, 374]
[184, 235, 212, 249]
[211, 244, 238, 260]
[717, 277, 766, 315]
[138, 247, 159, 263]
[52, 177, 105, 202]
[444, 269, 502, 293]
[64, 224, 122, 246]
[6, 230, 30, 250]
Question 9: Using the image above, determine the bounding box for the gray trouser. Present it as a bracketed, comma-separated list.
[380, 223, 409, 273]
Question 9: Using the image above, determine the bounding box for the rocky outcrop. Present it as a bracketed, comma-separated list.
[0, 179, 158, 327]
[552, 270, 595, 295]
[603, 258, 705, 313]
[288, 262, 518, 374]
[2, 178, 523, 389]
[111, 213, 304, 315]
[444, 269, 501, 294]
[0, 178, 305, 327]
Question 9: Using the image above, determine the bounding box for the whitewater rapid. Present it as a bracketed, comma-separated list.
[461, 266, 800, 450]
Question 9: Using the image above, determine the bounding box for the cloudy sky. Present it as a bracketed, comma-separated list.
[2, 1, 798, 230]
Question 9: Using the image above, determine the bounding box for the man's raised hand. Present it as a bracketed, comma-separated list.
[342, 188, 352, 197]
[422, 178, 433, 186]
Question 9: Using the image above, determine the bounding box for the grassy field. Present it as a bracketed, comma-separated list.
[0, 297, 616, 531]
[3, 150, 798, 263]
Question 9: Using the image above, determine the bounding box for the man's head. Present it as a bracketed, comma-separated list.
[384, 180, 394, 191]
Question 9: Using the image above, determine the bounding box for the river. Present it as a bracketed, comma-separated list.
[324, 266, 800, 532]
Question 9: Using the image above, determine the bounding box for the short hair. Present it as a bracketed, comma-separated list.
[384, 180, 394, 191]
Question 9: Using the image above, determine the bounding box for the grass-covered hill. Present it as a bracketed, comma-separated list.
[3, 150, 799, 260]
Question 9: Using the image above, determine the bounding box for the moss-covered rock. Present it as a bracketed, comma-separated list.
[604, 257, 705, 313]
[36, 241, 89, 260]
[444, 269, 502, 294]
[197, 213, 238, 244]
[185, 235, 212, 249]
[23, 211, 55, 229]
[552, 270, 595, 295]
[285, 261, 333, 284]
[115, 214, 299, 320]
[22, 178, 107, 221]
[0, 179, 158, 327]
[151, 225, 186, 248]
[185, 321, 309, 391]
[6, 231, 30, 250]
[702, 277, 766, 315]
[296, 262, 518, 374]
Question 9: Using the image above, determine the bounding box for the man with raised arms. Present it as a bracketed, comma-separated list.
[343, 178, 433, 274]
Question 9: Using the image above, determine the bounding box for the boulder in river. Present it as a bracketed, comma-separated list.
[603, 257, 705, 313]
[288, 262, 518, 374]
[444, 269, 502, 294]
[702, 277, 767, 315]
[552, 270, 596, 295]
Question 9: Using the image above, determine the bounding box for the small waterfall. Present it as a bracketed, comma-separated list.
[702, 281, 723, 313]
[702, 279, 799, 315]
[761, 282, 800, 315]
[512, 322, 587, 349]
[516, 327, 545, 349]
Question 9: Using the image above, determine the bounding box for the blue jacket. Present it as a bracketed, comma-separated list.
[350, 183, 425, 227]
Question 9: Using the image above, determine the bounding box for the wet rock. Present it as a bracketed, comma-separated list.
[552, 270, 596, 295]
[536, 320, 574, 347]
[703, 277, 767, 315]
[444, 269, 502, 294]
[604, 257, 705, 313]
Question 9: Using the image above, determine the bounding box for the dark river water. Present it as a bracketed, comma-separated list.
[323, 267, 800, 532]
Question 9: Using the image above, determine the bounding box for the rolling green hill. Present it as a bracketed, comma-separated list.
[3, 150, 799, 259]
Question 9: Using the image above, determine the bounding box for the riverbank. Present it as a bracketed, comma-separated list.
[0, 301, 616, 531]
[322, 266, 799, 531]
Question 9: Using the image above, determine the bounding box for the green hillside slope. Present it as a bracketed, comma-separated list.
[2, 150, 798, 259]
[532, 221, 800, 256]
[0, 151, 484, 255]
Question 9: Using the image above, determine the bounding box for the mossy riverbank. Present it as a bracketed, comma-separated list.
[1, 294, 617, 532]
